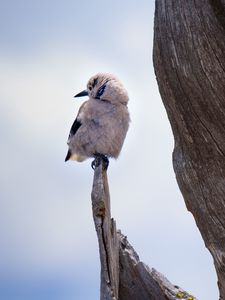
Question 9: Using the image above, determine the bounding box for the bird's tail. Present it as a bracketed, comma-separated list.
[65, 150, 71, 162]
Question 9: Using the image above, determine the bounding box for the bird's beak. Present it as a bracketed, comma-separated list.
[74, 90, 88, 98]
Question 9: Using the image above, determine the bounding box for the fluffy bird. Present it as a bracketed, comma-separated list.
[65, 73, 130, 168]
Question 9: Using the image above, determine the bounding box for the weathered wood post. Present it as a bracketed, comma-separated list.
[91, 160, 119, 300]
[91, 159, 197, 299]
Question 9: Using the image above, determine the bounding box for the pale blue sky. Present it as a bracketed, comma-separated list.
[0, 1, 218, 299]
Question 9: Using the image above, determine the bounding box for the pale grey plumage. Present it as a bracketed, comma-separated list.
[65, 73, 130, 164]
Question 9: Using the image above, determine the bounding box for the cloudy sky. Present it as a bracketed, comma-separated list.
[0, 0, 218, 299]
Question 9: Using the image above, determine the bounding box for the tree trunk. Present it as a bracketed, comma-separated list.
[153, 0, 225, 299]
[91, 160, 197, 300]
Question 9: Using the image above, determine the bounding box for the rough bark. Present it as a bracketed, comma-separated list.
[153, 0, 225, 299]
[91, 160, 197, 300]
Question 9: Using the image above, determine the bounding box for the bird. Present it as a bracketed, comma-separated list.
[65, 73, 130, 169]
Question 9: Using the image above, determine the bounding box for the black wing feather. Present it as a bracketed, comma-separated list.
[65, 119, 82, 162]
[69, 118, 82, 138]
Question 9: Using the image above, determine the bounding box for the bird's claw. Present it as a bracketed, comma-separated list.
[91, 154, 109, 170]
[91, 158, 99, 170]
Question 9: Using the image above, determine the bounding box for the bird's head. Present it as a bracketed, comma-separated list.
[74, 73, 129, 105]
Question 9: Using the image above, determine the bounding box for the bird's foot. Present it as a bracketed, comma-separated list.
[91, 154, 109, 170]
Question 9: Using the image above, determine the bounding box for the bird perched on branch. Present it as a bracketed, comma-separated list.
[65, 73, 130, 169]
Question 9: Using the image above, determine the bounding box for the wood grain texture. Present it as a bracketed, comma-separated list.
[91, 161, 119, 300]
[153, 0, 225, 298]
[91, 160, 197, 299]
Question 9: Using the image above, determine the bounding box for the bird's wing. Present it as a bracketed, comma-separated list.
[65, 118, 82, 161]
[67, 101, 89, 142]
[68, 118, 82, 139]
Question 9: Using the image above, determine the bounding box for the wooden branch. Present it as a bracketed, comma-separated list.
[153, 0, 225, 298]
[91, 161, 119, 300]
[118, 232, 197, 300]
[91, 159, 197, 300]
